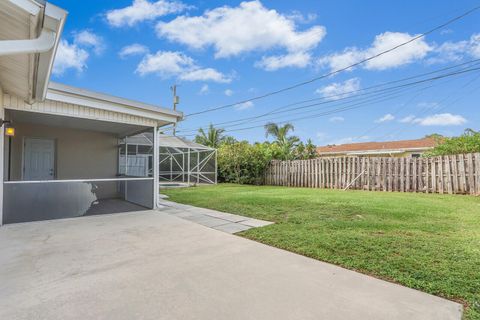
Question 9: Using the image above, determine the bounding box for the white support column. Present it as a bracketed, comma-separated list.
[215, 149, 218, 184]
[187, 148, 191, 186]
[197, 151, 200, 184]
[153, 126, 159, 208]
[0, 86, 4, 226]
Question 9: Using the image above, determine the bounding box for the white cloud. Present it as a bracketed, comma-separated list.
[471, 34, 480, 57]
[53, 40, 89, 75]
[400, 113, 466, 126]
[156, 0, 326, 70]
[427, 33, 480, 64]
[106, 0, 190, 27]
[375, 113, 395, 123]
[180, 68, 231, 82]
[73, 30, 105, 55]
[329, 116, 345, 123]
[318, 32, 432, 71]
[53, 30, 105, 76]
[415, 113, 466, 126]
[440, 29, 453, 35]
[328, 135, 369, 145]
[256, 52, 312, 71]
[399, 115, 416, 123]
[224, 89, 234, 96]
[136, 51, 231, 83]
[316, 78, 360, 100]
[287, 11, 317, 24]
[234, 101, 254, 111]
[199, 84, 209, 94]
[119, 43, 149, 58]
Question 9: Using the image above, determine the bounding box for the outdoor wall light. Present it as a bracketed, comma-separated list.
[5, 127, 15, 137]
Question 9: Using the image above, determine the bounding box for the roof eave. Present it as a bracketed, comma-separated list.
[46, 83, 183, 125]
[33, 2, 67, 101]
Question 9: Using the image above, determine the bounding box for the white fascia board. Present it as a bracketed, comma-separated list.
[48, 82, 183, 119]
[34, 2, 67, 101]
[46, 89, 180, 125]
[8, 0, 42, 15]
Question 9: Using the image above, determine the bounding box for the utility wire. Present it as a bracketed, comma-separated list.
[181, 66, 480, 137]
[185, 5, 480, 117]
[179, 64, 480, 135]
[376, 73, 480, 140]
[178, 59, 480, 133]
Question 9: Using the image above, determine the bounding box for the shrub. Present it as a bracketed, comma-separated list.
[217, 142, 282, 184]
[423, 129, 480, 157]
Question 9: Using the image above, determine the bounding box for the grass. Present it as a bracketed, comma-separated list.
[162, 184, 480, 319]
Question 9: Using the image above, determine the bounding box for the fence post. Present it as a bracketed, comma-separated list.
[475, 153, 480, 195]
[459, 154, 466, 193]
[467, 153, 474, 194]
[417, 158, 424, 192]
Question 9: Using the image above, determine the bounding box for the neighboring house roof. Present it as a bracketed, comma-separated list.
[317, 138, 437, 155]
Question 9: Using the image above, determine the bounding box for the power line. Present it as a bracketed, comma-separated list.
[179, 64, 480, 135]
[185, 5, 480, 117]
[178, 59, 480, 133]
[376, 72, 480, 140]
[180, 66, 480, 137]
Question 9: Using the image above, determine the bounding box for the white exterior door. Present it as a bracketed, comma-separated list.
[23, 138, 55, 180]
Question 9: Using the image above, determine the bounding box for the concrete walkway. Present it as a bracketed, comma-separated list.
[158, 199, 273, 233]
[0, 211, 462, 320]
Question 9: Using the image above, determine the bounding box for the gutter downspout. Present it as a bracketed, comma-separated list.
[0, 29, 56, 56]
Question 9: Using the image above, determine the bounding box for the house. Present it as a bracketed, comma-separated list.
[0, 1, 183, 225]
[316, 137, 437, 157]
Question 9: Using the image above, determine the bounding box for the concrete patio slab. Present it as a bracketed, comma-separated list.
[182, 214, 230, 228]
[239, 218, 274, 228]
[158, 199, 273, 232]
[0, 211, 462, 320]
[212, 222, 252, 233]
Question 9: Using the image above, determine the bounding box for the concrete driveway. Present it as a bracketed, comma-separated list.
[0, 210, 462, 320]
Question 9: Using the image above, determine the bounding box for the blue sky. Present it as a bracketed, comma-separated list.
[51, 0, 480, 145]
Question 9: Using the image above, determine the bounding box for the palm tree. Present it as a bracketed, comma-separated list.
[194, 124, 225, 148]
[264, 122, 300, 160]
[304, 139, 317, 159]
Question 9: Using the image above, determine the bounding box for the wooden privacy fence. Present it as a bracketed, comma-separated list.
[264, 153, 480, 195]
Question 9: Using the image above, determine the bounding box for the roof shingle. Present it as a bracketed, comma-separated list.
[317, 138, 437, 154]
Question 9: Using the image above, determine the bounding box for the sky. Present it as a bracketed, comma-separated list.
[50, 0, 480, 145]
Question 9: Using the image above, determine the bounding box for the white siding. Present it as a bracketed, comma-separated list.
[3, 94, 158, 127]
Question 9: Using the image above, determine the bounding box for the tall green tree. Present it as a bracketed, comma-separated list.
[304, 139, 317, 159]
[194, 124, 225, 148]
[264, 122, 300, 160]
[424, 128, 480, 156]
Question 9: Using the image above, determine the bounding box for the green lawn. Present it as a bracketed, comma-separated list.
[162, 184, 480, 319]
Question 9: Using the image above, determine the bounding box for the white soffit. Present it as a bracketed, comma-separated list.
[0, 1, 66, 102]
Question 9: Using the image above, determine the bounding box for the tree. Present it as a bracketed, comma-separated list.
[423, 129, 480, 157]
[264, 122, 300, 160]
[194, 124, 225, 148]
[293, 139, 317, 160]
[304, 139, 317, 159]
[222, 135, 237, 145]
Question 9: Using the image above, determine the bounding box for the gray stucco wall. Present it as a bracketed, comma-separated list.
[7, 122, 118, 181]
